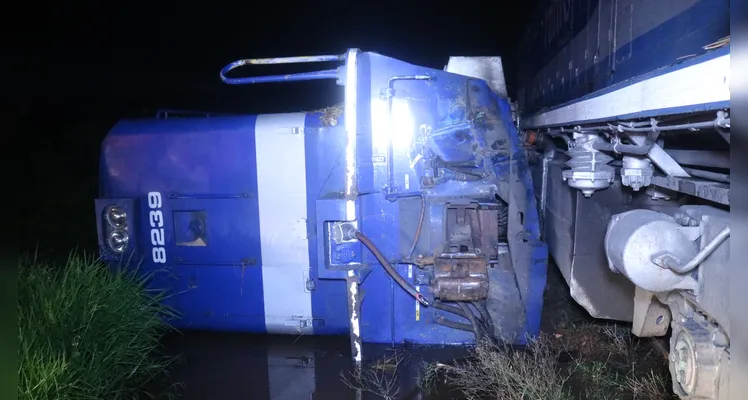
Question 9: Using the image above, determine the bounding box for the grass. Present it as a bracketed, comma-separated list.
[552, 321, 674, 400]
[409, 266, 678, 399]
[18, 252, 180, 400]
[336, 319, 676, 400]
[411, 327, 676, 400]
[551, 319, 676, 400]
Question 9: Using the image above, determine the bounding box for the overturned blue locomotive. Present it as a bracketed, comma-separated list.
[94, 50, 547, 358]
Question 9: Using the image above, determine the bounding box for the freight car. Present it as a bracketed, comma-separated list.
[517, 1, 730, 399]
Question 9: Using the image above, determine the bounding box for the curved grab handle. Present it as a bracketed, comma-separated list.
[220, 53, 346, 85]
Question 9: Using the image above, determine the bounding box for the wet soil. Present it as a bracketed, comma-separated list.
[148, 264, 676, 400]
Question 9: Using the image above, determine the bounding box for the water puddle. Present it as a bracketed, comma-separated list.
[147, 266, 675, 400]
[158, 330, 471, 399]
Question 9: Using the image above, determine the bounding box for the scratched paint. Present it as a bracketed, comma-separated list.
[347, 271, 362, 364]
[415, 286, 420, 321]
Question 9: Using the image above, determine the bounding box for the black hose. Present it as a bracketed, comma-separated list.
[472, 301, 495, 338]
[536, 133, 558, 159]
[435, 316, 474, 333]
[458, 302, 484, 341]
[433, 301, 470, 319]
[433, 301, 491, 334]
[354, 230, 429, 306]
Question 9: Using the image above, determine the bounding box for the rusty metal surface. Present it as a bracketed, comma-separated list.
[429, 203, 493, 301]
[432, 256, 489, 301]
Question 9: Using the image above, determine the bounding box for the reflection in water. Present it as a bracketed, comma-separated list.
[158, 330, 470, 399]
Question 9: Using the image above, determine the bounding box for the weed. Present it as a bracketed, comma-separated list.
[573, 360, 624, 400]
[435, 336, 572, 400]
[601, 324, 643, 362]
[419, 360, 440, 397]
[557, 321, 676, 400]
[340, 350, 403, 400]
[625, 369, 675, 400]
[18, 252, 179, 400]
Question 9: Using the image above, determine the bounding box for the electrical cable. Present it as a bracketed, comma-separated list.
[458, 302, 484, 341]
[471, 301, 495, 338]
[354, 230, 429, 306]
[435, 316, 474, 333]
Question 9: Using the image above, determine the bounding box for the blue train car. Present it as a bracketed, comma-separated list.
[94, 50, 548, 354]
[518, 0, 729, 126]
[517, 1, 731, 398]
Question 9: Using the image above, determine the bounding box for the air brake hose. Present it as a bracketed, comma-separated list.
[432, 301, 470, 319]
[472, 301, 496, 340]
[458, 302, 485, 341]
[353, 230, 430, 307]
[433, 300, 491, 335]
[435, 316, 474, 333]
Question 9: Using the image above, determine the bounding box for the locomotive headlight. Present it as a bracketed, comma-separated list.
[108, 230, 129, 253]
[106, 206, 128, 228]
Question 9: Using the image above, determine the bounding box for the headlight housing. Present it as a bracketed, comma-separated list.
[106, 206, 128, 228]
[108, 230, 129, 253]
[96, 199, 135, 258]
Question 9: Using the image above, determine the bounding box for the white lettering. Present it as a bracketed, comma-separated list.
[149, 210, 163, 228]
[152, 247, 167, 263]
[150, 228, 165, 246]
[147, 192, 166, 263]
[147, 191, 162, 209]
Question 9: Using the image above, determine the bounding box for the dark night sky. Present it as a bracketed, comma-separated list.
[18, 0, 540, 254]
[28, 2, 539, 111]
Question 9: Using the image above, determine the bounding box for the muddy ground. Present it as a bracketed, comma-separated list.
[339, 264, 676, 400]
[534, 264, 676, 400]
[148, 262, 677, 400]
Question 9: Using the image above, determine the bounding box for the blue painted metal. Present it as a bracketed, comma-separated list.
[155, 109, 240, 119]
[517, 0, 730, 118]
[520, 45, 730, 127]
[95, 49, 548, 345]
